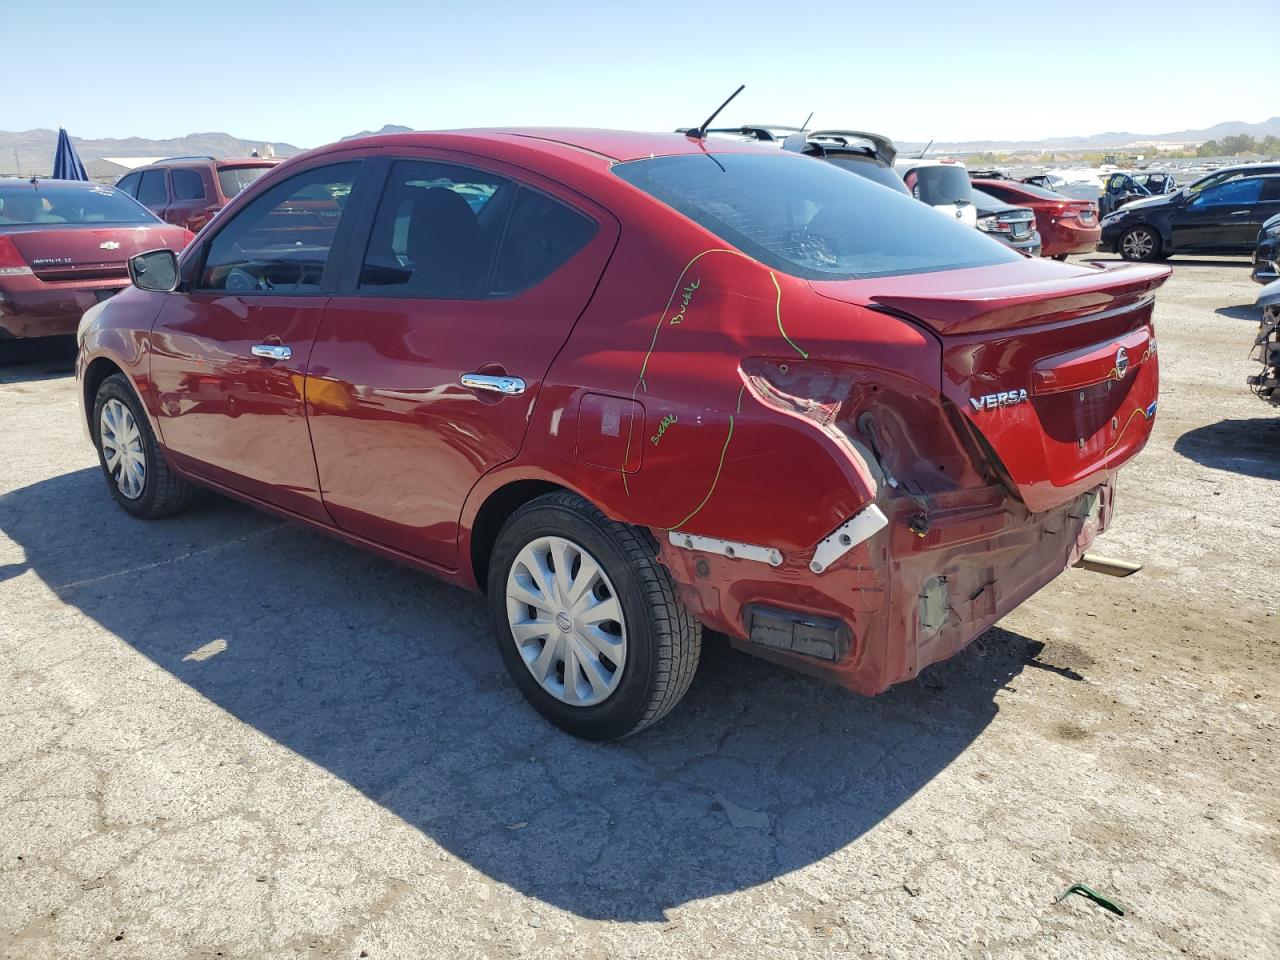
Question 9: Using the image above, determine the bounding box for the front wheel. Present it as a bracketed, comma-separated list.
[1119, 225, 1162, 262]
[487, 492, 702, 740]
[92, 373, 197, 519]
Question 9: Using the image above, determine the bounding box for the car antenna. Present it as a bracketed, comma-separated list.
[687, 84, 745, 140]
[917, 139, 934, 159]
[799, 111, 814, 132]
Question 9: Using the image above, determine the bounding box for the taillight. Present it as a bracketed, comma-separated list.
[0, 235, 32, 276]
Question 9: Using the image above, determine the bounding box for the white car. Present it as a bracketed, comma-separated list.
[893, 157, 977, 226]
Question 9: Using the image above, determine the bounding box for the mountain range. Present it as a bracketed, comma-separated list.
[3, 117, 1278, 176]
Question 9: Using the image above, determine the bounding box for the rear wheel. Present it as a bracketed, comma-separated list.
[92, 373, 197, 519]
[487, 491, 701, 740]
[1119, 225, 1161, 262]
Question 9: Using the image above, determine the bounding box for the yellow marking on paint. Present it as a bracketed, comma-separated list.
[668, 415, 735, 531]
[770, 271, 808, 359]
[1104, 406, 1147, 460]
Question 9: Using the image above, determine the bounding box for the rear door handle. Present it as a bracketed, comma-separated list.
[1229, 209, 1252, 216]
[251, 344, 292, 361]
[461, 373, 525, 396]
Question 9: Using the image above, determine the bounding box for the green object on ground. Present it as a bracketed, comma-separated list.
[1055, 883, 1125, 916]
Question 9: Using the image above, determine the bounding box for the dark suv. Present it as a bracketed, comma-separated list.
[1098, 168, 1280, 262]
[116, 157, 280, 233]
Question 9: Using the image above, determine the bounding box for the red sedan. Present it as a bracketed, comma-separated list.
[972, 179, 1100, 259]
[0, 179, 191, 341]
[77, 130, 1168, 739]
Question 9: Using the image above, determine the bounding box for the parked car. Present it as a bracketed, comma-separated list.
[0, 179, 191, 342]
[972, 178, 1099, 260]
[77, 129, 1169, 739]
[1248, 279, 1280, 405]
[970, 187, 1041, 255]
[1183, 162, 1280, 198]
[1098, 170, 1177, 217]
[116, 157, 280, 233]
[894, 157, 977, 225]
[778, 129, 908, 194]
[1098, 171, 1280, 261]
[1253, 212, 1280, 284]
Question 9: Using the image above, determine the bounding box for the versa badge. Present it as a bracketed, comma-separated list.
[970, 388, 1029, 412]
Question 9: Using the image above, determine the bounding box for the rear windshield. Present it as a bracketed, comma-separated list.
[217, 165, 273, 198]
[821, 154, 910, 194]
[0, 184, 156, 225]
[903, 165, 973, 206]
[1010, 181, 1066, 201]
[613, 152, 1016, 281]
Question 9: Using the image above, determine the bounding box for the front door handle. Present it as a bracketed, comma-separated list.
[461, 372, 525, 396]
[251, 344, 292, 361]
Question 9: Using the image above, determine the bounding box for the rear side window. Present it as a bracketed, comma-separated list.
[217, 164, 273, 199]
[1260, 178, 1280, 202]
[199, 162, 359, 293]
[359, 160, 511, 297]
[171, 169, 206, 201]
[116, 172, 141, 197]
[137, 170, 167, 205]
[614, 152, 1017, 281]
[492, 188, 596, 294]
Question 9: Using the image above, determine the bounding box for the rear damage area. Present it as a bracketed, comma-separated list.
[655, 260, 1169, 695]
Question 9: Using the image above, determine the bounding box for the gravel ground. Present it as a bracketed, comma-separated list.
[1, 256, 1277, 959]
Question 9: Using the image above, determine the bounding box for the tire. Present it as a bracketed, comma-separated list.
[1051, 253, 1069, 262]
[1119, 225, 1162, 262]
[92, 373, 198, 519]
[487, 491, 701, 740]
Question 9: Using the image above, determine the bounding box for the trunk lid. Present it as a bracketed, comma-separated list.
[6, 224, 190, 282]
[812, 259, 1171, 512]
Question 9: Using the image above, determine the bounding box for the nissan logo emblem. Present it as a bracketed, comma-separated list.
[1115, 346, 1129, 378]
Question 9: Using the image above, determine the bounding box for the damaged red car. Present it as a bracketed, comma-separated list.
[77, 130, 1169, 739]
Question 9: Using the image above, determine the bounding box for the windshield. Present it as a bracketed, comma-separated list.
[822, 155, 910, 194]
[217, 165, 273, 198]
[904, 165, 973, 206]
[0, 183, 156, 225]
[613, 153, 1018, 281]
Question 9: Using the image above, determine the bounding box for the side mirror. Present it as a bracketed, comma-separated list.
[128, 249, 180, 292]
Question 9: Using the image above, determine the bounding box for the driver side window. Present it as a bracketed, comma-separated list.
[198, 162, 359, 293]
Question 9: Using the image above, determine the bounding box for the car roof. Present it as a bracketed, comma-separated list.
[324, 128, 782, 164]
[0, 177, 119, 192]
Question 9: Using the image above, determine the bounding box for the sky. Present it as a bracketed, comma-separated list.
[4, 0, 1276, 148]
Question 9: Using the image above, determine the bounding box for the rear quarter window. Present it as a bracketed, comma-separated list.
[614, 152, 1017, 281]
[171, 169, 207, 201]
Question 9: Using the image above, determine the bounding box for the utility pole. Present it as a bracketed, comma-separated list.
[13, 148, 20, 177]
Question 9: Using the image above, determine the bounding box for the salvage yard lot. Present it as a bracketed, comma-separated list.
[1, 257, 1277, 959]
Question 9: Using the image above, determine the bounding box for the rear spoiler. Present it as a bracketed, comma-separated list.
[867, 264, 1171, 335]
[782, 129, 897, 167]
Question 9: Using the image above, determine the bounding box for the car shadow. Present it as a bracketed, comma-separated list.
[0, 336, 76, 384]
[0, 468, 1041, 922]
[1174, 417, 1280, 481]
[1214, 304, 1259, 321]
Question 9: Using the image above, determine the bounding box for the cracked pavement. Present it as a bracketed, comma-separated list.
[1, 256, 1277, 958]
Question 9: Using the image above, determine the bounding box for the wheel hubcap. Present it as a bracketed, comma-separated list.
[505, 535, 627, 707]
[99, 398, 146, 500]
[1123, 230, 1153, 258]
